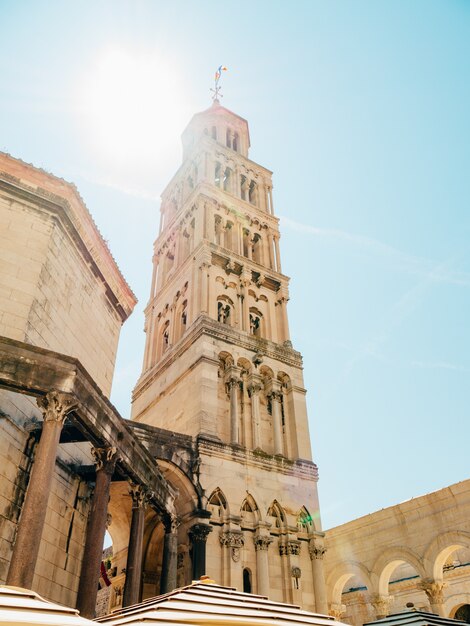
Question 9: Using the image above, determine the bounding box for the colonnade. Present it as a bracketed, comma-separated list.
[5, 391, 183, 618]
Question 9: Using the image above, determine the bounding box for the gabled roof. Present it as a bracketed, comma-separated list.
[0, 585, 94, 625]
[96, 580, 344, 626]
[365, 610, 466, 626]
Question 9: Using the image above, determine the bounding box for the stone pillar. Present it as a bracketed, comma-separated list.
[7, 391, 78, 589]
[248, 378, 262, 450]
[122, 484, 148, 608]
[268, 187, 274, 215]
[254, 533, 273, 597]
[219, 530, 244, 588]
[419, 580, 447, 616]
[371, 594, 394, 620]
[76, 446, 119, 619]
[270, 391, 283, 455]
[189, 523, 212, 580]
[225, 367, 241, 445]
[309, 537, 329, 615]
[199, 261, 210, 314]
[274, 235, 281, 272]
[160, 515, 179, 593]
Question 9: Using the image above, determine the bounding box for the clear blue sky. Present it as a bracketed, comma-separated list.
[1, 0, 469, 530]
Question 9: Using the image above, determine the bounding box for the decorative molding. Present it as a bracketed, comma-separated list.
[279, 540, 301, 556]
[36, 391, 78, 424]
[254, 534, 273, 551]
[91, 446, 119, 474]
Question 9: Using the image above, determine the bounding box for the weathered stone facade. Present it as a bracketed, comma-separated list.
[324, 480, 470, 625]
[127, 100, 327, 612]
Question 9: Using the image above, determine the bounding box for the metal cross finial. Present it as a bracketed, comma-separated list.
[211, 65, 228, 102]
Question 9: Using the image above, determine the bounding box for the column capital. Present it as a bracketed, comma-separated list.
[418, 579, 447, 604]
[329, 603, 346, 620]
[371, 594, 394, 619]
[220, 530, 244, 562]
[129, 483, 152, 509]
[36, 391, 78, 424]
[92, 446, 119, 475]
[163, 513, 180, 534]
[247, 374, 263, 395]
[189, 523, 212, 543]
[309, 536, 326, 560]
[279, 539, 301, 556]
[254, 534, 273, 551]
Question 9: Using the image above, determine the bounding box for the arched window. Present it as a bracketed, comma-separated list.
[214, 215, 223, 245]
[226, 128, 231, 148]
[233, 132, 239, 152]
[223, 167, 232, 193]
[211, 126, 217, 140]
[242, 229, 251, 257]
[175, 300, 187, 343]
[208, 488, 228, 521]
[217, 296, 234, 326]
[240, 175, 247, 201]
[297, 506, 315, 533]
[159, 320, 170, 359]
[243, 568, 252, 593]
[240, 495, 259, 525]
[214, 162, 221, 187]
[249, 308, 263, 338]
[249, 180, 257, 205]
[252, 233, 262, 264]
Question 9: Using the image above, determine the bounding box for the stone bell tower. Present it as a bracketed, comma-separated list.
[131, 100, 328, 612]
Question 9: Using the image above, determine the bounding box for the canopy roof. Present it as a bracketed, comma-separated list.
[96, 580, 345, 626]
[0, 586, 94, 626]
[365, 611, 466, 626]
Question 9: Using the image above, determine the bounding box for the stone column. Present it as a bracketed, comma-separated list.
[160, 515, 179, 593]
[248, 379, 262, 450]
[309, 537, 329, 615]
[76, 446, 119, 618]
[254, 533, 273, 597]
[219, 530, 244, 588]
[225, 367, 241, 445]
[268, 187, 274, 215]
[270, 391, 283, 456]
[419, 580, 447, 616]
[189, 523, 212, 580]
[7, 391, 78, 589]
[122, 484, 149, 608]
[371, 594, 394, 620]
[274, 235, 282, 272]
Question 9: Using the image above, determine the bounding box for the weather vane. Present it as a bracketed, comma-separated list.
[211, 65, 228, 102]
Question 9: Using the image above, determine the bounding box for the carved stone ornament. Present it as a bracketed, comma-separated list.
[92, 446, 119, 474]
[36, 391, 78, 424]
[189, 523, 212, 543]
[129, 483, 151, 508]
[220, 531, 244, 562]
[291, 566, 301, 579]
[371, 594, 394, 619]
[279, 540, 301, 556]
[418, 579, 447, 605]
[329, 603, 346, 620]
[254, 534, 273, 551]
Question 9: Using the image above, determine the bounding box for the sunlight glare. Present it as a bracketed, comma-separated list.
[78, 47, 187, 168]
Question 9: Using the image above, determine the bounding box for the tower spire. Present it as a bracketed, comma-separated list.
[210, 65, 228, 103]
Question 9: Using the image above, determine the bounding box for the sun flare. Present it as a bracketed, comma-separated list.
[78, 47, 187, 167]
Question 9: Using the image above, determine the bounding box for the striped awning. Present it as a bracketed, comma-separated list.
[96, 580, 346, 626]
[0, 586, 95, 625]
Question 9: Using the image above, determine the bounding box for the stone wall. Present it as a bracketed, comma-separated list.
[324, 480, 470, 624]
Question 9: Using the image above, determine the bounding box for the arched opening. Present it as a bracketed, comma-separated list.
[252, 233, 262, 264]
[208, 488, 228, 522]
[267, 500, 286, 529]
[226, 128, 232, 148]
[214, 214, 223, 245]
[223, 167, 232, 193]
[453, 605, 470, 623]
[233, 132, 239, 152]
[249, 180, 257, 205]
[297, 506, 315, 533]
[240, 175, 247, 201]
[211, 126, 217, 140]
[243, 568, 252, 593]
[217, 296, 234, 326]
[159, 320, 170, 358]
[175, 300, 187, 343]
[214, 162, 221, 187]
[249, 308, 263, 338]
[240, 494, 259, 528]
[242, 228, 251, 257]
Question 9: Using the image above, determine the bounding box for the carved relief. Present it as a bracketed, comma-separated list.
[36, 391, 78, 424]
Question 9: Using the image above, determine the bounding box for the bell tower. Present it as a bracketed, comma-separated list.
[131, 100, 328, 611]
